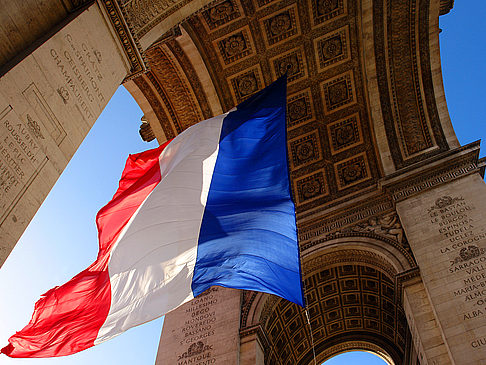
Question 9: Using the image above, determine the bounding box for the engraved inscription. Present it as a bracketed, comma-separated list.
[176, 287, 219, 365]
[23, 83, 65, 145]
[159, 286, 240, 364]
[49, 33, 106, 122]
[0, 106, 48, 221]
[428, 195, 486, 347]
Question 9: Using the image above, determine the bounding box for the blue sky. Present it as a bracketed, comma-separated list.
[0, 2, 485, 364]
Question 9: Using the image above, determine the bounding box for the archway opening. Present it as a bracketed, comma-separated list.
[260, 261, 408, 365]
[322, 350, 391, 364]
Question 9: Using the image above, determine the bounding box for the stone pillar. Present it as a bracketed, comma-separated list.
[239, 328, 265, 365]
[397, 173, 486, 363]
[0, 3, 130, 266]
[402, 276, 452, 364]
[155, 287, 241, 365]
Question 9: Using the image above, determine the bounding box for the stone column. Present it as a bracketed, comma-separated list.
[239, 327, 265, 365]
[155, 287, 241, 365]
[0, 3, 130, 266]
[402, 276, 452, 364]
[397, 173, 486, 363]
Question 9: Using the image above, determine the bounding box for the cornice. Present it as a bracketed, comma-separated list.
[298, 194, 394, 243]
[239, 324, 271, 352]
[439, 0, 454, 15]
[479, 156, 486, 178]
[381, 142, 481, 202]
[395, 266, 421, 302]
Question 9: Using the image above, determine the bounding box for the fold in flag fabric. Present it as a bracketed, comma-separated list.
[1, 75, 304, 358]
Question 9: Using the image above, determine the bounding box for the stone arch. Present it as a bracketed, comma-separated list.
[359, 0, 459, 174]
[241, 236, 417, 365]
[316, 342, 394, 365]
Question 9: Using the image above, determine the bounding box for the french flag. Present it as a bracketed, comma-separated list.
[1, 76, 304, 358]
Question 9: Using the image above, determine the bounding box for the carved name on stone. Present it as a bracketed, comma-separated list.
[400, 184, 486, 357]
[428, 196, 486, 329]
[49, 33, 106, 122]
[156, 287, 240, 365]
[0, 106, 48, 223]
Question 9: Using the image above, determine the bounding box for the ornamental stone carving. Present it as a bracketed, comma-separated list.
[269, 13, 291, 36]
[328, 81, 349, 106]
[340, 212, 406, 246]
[321, 36, 343, 61]
[26, 115, 44, 140]
[202, 0, 241, 30]
[311, 0, 345, 26]
[237, 75, 257, 96]
[278, 54, 299, 77]
[224, 34, 246, 57]
[318, 0, 339, 16]
[209, 1, 234, 22]
[288, 98, 307, 122]
[335, 153, 370, 189]
[296, 171, 328, 203]
[178, 341, 212, 360]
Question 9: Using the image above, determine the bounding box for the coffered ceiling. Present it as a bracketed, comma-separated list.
[116, 0, 455, 222]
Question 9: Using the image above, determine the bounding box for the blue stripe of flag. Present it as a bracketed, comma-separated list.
[191, 76, 304, 306]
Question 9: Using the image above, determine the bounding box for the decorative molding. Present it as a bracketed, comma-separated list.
[382, 144, 480, 202]
[298, 196, 393, 242]
[294, 169, 329, 205]
[269, 46, 308, 85]
[256, 295, 279, 330]
[334, 152, 371, 190]
[259, 263, 407, 364]
[177, 340, 212, 360]
[373, 0, 449, 168]
[181, 0, 380, 216]
[395, 266, 420, 302]
[321, 70, 356, 114]
[26, 114, 45, 140]
[133, 75, 177, 139]
[99, 0, 147, 78]
[239, 324, 272, 357]
[213, 25, 256, 67]
[314, 25, 351, 72]
[337, 212, 411, 249]
[166, 40, 214, 120]
[120, 0, 193, 38]
[309, 0, 347, 28]
[287, 88, 315, 130]
[145, 25, 182, 51]
[396, 267, 420, 286]
[327, 113, 363, 155]
[479, 157, 486, 178]
[240, 290, 258, 328]
[260, 3, 301, 48]
[303, 249, 398, 278]
[200, 0, 244, 32]
[143, 43, 208, 134]
[227, 65, 265, 104]
[288, 130, 322, 169]
[301, 230, 416, 268]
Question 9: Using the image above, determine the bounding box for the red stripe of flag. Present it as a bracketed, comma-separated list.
[2, 141, 170, 358]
